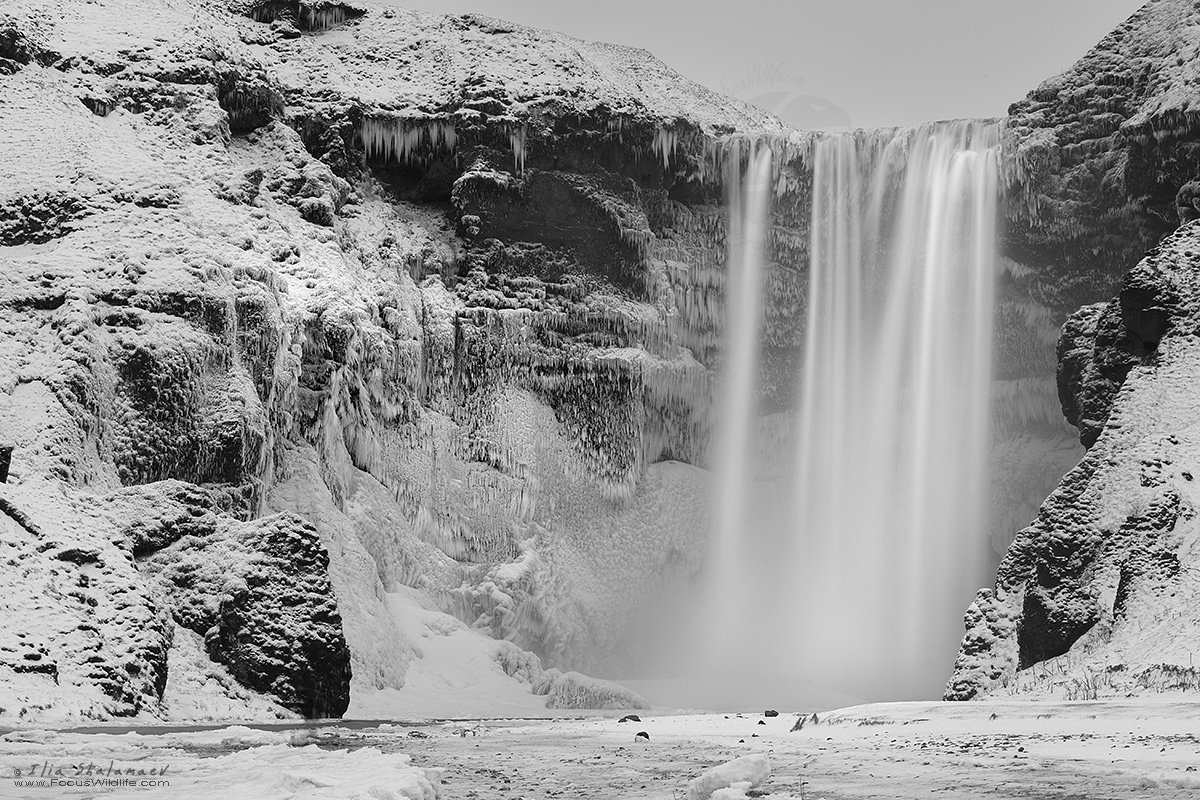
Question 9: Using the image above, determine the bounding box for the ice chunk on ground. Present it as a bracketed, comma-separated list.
[687, 754, 771, 800]
[711, 783, 754, 800]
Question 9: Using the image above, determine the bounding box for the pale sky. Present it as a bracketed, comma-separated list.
[392, 0, 1148, 130]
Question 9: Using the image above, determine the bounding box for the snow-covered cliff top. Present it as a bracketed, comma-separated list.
[3, 0, 791, 134]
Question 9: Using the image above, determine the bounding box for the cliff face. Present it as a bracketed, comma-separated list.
[948, 0, 1200, 699]
[987, 0, 1200, 567]
[0, 0, 820, 720]
[1001, 0, 1200, 319]
[948, 222, 1200, 700]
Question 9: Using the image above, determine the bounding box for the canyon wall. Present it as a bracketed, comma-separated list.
[3, 0, 1196, 718]
[949, 0, 1200, 699]
[0, 0, 820, 719]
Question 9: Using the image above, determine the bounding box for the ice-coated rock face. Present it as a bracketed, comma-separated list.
[0, 0, 810, 719]
[982, 0, 1200, 561]
[0, 480, 176, 719]
[991, 0, 1200, 428]
[1001, 0, 1200, 320]
[947, 221, 1200, 700]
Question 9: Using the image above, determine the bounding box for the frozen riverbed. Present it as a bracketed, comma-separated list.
[2, 700, 1199, 798]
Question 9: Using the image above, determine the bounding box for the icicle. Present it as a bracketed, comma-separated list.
[510, 125, 528, 174]
[602, 116, 627, 144]
[302, 6, 349, 31]
[361, 117, 458, 166]
[651, 126, 678, 170]
[701, 136, 724, 183]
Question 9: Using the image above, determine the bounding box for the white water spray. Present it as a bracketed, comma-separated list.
[700, 121, 1000, 707]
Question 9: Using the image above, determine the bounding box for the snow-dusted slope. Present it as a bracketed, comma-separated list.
[251, 0, 788, 130]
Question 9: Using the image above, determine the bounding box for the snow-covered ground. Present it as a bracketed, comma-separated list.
[3, 700, 1199, 799]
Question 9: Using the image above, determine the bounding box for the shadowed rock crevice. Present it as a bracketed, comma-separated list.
[1017, 583, 1100, 671]
[1056, 242, 1185, 449]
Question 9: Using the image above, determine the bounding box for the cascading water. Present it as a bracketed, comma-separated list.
[699, 121, 1001, 707]
[706, 143, 774, 682]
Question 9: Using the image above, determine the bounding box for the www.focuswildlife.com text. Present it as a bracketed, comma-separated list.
[12, 778, 170, 789]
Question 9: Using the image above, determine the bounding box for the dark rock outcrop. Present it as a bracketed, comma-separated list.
[144, 511, 352, 718]
[1054, 263, 1172, 449]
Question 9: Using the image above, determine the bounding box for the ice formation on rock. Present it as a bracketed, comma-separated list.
[508, 124, 527, 174]
[241, 0, 365, 32]
[0, 0, 790, 720]
[687, 753, 771, 800]
[651, 126, 679, 170]
[299, 3, 358, 32]
[361, 118, 459, 166]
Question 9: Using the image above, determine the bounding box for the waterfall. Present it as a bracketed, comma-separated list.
[706, 142, 774, 683]
[701, 121, 1000, 707]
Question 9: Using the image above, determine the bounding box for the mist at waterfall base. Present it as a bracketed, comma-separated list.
[633, 124, 1001, 711]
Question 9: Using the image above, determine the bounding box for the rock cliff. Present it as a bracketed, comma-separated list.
[949, 0, 1200, 699]
[991, 0, 1200, 404]
[1001, 0, 1200, 319]
[948, 221, 1200, 700]
[0, 0, 815, 720]
[986, 0, 1200, 563]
